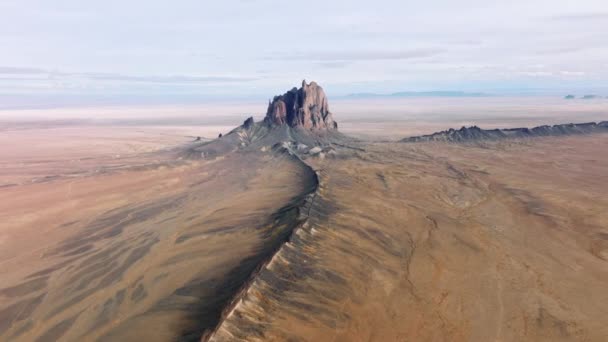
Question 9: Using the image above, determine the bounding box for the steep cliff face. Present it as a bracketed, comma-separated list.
[265, 80, 338, 130]
[185, 80, 346, 160]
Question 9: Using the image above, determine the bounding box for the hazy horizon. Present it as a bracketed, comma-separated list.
[2, 97, 606, 142]
[1, 91, 607, 112]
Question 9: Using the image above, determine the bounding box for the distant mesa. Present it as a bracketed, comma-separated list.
[402, 122, 608, 143]
[582, 94, 600, 99]
[265, 80, 338, 130]
[564, 94, 608, 100]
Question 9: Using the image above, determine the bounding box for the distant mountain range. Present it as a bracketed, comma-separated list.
[343, 91, 490, 99]
[342, 92, 608, 99]
[564, 94, 607, 99]
[402, 122, 608, 143]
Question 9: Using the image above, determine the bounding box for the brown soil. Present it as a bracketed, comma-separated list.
[211, 134, 608, 342]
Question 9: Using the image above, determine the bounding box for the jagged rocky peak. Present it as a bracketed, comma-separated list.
[264, 80, 338, 130]
[242, 116, 254, 129]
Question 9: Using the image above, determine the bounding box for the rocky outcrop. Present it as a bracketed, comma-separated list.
[242, 116, 254, 129]
[184, 81, 346, 160]
[264, 80, 338, 130]
[402, 121, 608, 143]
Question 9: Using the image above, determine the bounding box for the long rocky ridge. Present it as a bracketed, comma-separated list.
[201, 147, 322, 341]
[402, 121, 608, 143]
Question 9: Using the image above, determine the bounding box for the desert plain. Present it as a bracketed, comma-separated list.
[1, 97, 607, 341]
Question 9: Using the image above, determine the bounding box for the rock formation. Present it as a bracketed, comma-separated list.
[264, 80, 338, 130]
[402, 121, 608, 143]
[242, 116, 254, 129]
[185, 81, 346, 160]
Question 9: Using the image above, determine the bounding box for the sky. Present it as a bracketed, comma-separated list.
[1, 0, 607, 105]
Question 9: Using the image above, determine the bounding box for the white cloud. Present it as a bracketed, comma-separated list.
[0, 0, 607, 98]
[559, 71, 586, 76]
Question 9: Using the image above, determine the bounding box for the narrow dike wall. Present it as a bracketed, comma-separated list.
[201, 149, 321, 341]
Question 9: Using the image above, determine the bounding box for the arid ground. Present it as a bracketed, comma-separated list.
[0, 124, 315, 341]
[1, 99, 607, 341]
[213, 134, 608, 341]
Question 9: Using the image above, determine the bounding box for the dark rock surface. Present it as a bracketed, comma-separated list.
[183, 81, 348, 160]
[242, 117, 254, 129]
[402, 121, 608, 143]
[264, 80, 337, 130]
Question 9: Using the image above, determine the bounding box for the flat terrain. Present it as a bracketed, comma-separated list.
[213, 134, 608, 341]
[1, 99, 607, 341]
[2, 96, 606, 141]
[0, 125, 315, 341]
[333, 97, 608, 139]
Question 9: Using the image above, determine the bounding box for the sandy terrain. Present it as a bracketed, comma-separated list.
[212, 134, 608, 341]
[0, 126, 315, 341]
[0, 126, 187, 186]
[1, 99, 607, 341]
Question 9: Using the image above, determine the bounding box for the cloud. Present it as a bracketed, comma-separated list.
[267, 48, 445, 62]
[0, 67, 258, 84]
[83, 73, 258, 83]
[548, 12, 608, 21]
[559, 71, 585, 76]
[534, 46, 587, 55]
[512, 70, 586, 78]
[0, 77, 50, 81]
[0, 66, 47, 75]
[515, 71, 554, 77]
[316, 61, 352, 69]
[2, 2, 607, 97]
